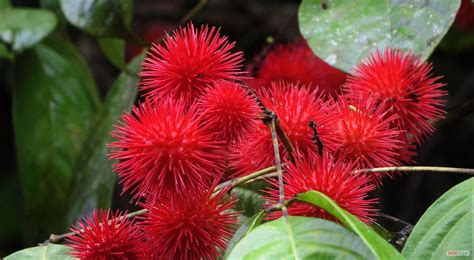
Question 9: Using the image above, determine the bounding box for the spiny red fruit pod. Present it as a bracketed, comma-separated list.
[109, 98, 223, 199]
[248, 40, 347, 95]
[140, 185, 238, 259]
[327, 96, 403, 184]
[67, 209, 144, 260]
[198, 80, 261, 144]
[140, 22, 245, 105]
[455, 0, 474, 31]
[232, 82, 332, 175]
[266, 153, 377, 224]
[345, 48, 447, 143]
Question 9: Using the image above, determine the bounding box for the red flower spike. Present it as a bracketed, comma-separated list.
[198, 80, 261, 144]
[109, 98, 223, 199]
[345, 48, 447, 143]
[231, 82, 332, 175]
[327, 96, 403, 184]
[266, 153, 377, 224]
[140, 22, 245, 105]
[140, 186, 238, 259]
[67, 209, 143, 260]
[250, 40, 347, 95]
[455, 0, 474, 31]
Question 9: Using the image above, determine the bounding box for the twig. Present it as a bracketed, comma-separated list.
[180, 0, 208, 24]
[264, 198, 296, 213]
[44, 166, 277, 245]
[308, 119, 323, 156]
[356, 166, 474, 175]
[268, 115, 289, 218]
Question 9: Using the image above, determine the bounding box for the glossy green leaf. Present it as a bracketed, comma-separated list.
[297, 190, 404, 259]
[0, 8, 57, 51]
[402, 178, 473, 259]
[227, 216, 375, 259]
[299, 0, 461, 72]
[225, 211, 265, 258]
[60, 0, 133, 37]
[98, 37, 127, 70]
[13, 37, 100, 234]
[5, 244, 74, 259]
[66, 53, 143, 223]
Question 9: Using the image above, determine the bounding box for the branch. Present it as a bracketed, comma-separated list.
[44, 165, 278, 245]
[180, 0, 208, 23]
[356, 166, 474, 175]
[268, 115, 289, 218]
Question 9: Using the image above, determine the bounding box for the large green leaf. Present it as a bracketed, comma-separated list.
[227, 216, 375, 259]
[5, 244, 74, 259]
[297, 191, 403, 259]
[298, 0, 461, 72]
[60, 0, 133, 37]
[66, 53, 143, 223]
[0, 8, 57, 51]
[225, 211, 265, 258]
[402, 178, 473, 259]
[13, 36, 100, 235]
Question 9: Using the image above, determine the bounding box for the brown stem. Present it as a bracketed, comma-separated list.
[356, 166, 474, 175]
[180, 0, 208, 23]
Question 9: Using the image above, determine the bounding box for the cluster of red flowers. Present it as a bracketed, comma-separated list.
[67, 22, 447, 259]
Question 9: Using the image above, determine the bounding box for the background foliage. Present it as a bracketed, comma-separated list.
[0, 0, 473, 258]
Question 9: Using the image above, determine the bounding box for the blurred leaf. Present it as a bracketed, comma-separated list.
[299, 0, 461, 72]
[0, 174, 23, 247]
[41, 0, 68, 30]
[66, 53, 143, 224]
[13, 36, 100, 235]
[5, 244, 74, 259]
[224, 210, 265, 257]
[402, 178, 473, 259]
[231, 181, 266, 218]
[60, 0, 133, 38]
[0, 42, 13, 59]
[438, 28, 474, 51]
[0, 0, 10, 9]
[227, 216, 375, 259]
[98, 37, 127, 70]
[0, 8, 57, 51]
[297, 190, 404, 259]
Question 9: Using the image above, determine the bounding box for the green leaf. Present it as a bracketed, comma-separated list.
[231, 182, 266, 218]
[66, 53, 143, 223]
[227, 216, 375, 259]
[13, 36, 100, 235]
[297, 190, 404, 259]
[298, 0, 461, 72]
[402, 178, 473, 259]
[60, 0, 133, 38]
[0, 0, 10, 9]
[0, 42, 13, 59]
[0, 8, 57, 51]
[225, 211, 265, 257]
[98, 37, 127, 70]
[5, 244, 75, 259]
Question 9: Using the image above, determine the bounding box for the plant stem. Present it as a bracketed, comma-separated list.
[356, 166, 474, 175]
[180, 0, 208, 23]
[268, 116, 289, 218]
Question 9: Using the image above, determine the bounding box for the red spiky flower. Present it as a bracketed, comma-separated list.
[67, 209, 143, 260]
[231, 82, 332, 175]
[109, 98, 223, 199]
[248, 40, 347, 95]
[327, 96, 403, 183]
[140, 22, 245, 105]
[455, 0, 474, 31]
[198, 80, 261, 144]
[266, 153, 377, 223]
[345, 48, 447, 143]
[140, 185, 238, 259]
